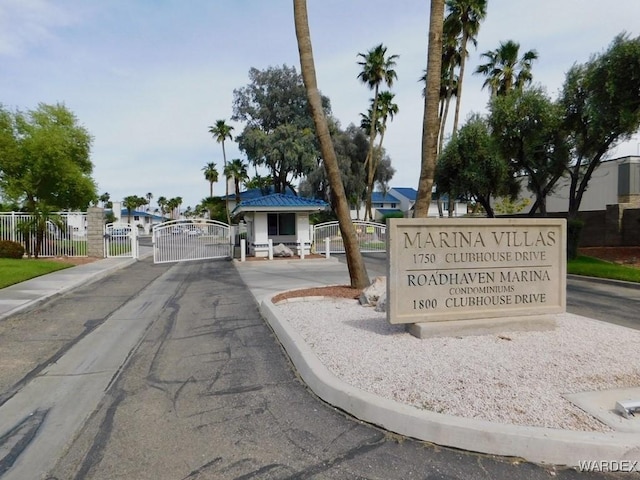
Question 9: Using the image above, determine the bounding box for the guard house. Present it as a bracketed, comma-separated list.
[232, 193, 328, 257]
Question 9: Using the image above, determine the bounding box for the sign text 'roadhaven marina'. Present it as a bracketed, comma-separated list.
[386, 218, 566, 325]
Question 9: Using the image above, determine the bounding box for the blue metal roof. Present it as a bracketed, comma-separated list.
[116, 209, 164, 220]
[371, 192, 400, 203]
[233, 194, 327, 212]
[391, 187, 417, 201]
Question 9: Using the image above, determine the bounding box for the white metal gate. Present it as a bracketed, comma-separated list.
[312, 220, 386, 254]
[152, 219, 232, 264]
[104, 222, 139, 258]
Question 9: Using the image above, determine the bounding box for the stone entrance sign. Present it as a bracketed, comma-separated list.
[386, 218, 566, 325]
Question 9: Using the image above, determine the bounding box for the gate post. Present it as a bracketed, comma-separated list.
[268, 239, 273, 260]
[240, 239, 246, 262]
[87, 207, 105, 258]
[325, 237, 330, 259]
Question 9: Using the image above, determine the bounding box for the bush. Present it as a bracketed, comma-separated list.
[0, 240, 25, 259]
[567, 218, 585, 260]
[382, 212, 405, 223]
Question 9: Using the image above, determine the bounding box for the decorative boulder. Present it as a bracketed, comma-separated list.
[359, 276, 386, 307]
[273, 243, 294, 257]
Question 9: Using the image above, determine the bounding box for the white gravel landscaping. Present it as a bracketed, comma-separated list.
[276, 298, 640, 432]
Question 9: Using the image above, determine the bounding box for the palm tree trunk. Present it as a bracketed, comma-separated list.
[294, 0, 369, 289]
[364, 85, 380, 221]
[222, 141, 231, 224]
[452, 30, 469, 135]
[415, 0, 445, 217]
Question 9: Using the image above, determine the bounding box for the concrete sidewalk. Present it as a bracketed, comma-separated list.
[0, 247, 153, 321]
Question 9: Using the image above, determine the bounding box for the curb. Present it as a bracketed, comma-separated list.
[260, 296, 640, 467]
[568, 273, 640, 290]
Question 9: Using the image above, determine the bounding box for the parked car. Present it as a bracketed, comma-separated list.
[111, 227, 132, 236]
[183, 225, 202, 236]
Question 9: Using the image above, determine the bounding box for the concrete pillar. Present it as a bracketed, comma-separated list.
[240, 239, 246, 262]
[87, 207, 105, 258]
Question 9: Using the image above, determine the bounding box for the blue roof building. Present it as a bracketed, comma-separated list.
[233, 193, 328, 258]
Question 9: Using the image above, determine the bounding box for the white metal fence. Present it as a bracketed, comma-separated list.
[0, 211, 88, 257]
[152, 219, 232, 264]
[104, 222, 139, 258]
[312, 220, 386, 254]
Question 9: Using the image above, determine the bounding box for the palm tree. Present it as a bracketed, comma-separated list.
[224, 158, 249, 205]
[166, 197, 183, 219]
[444, 0, 487, 135]
[202, 162, 219, 198]
[293, 0, 369, 289]
[438, 18, 462, 153]
[208, 119, 234, 223]
[145, 192, 153, 212]
[415, 0, 445, 217]
[357, 43, 399, 220]
[123, 195, 146, 223]
[475, 40, 539, 97]
[157, 196, 168, 220]
[373, 91, 398, 154]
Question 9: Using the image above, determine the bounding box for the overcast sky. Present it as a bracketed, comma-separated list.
[2, 0, 639, 210]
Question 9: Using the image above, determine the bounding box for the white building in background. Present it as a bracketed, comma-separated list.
[514, 156, 640, 213]
[110, 201, 164, 234]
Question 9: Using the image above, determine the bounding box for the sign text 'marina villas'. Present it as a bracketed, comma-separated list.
[386, 218, 566, 324]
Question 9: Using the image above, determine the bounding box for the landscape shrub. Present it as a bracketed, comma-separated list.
[0, 240, 25, 259]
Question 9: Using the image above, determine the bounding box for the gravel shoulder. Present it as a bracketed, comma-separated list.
[275, 297, 640, 432]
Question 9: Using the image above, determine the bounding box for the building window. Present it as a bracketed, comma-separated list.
[134, 215, 140, 221]
[268, 213, 296, 235]
[391, 203, 397, 208]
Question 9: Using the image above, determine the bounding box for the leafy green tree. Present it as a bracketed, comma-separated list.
[224, 158, 249, 204]
[357, 43, 399, 220]
[559, 33, 640, 255]
[99, 192, 111, 207]
[475, 40, 538, 97]
[232, 65, 324, 194]
[294, 0, 369, 289]
[202, 162, 219, 198]
[199, 196, 226, 222]
[415, 0, 445, 216]
[299, 123, 369, 215]
[435, 114, 517, 217]
[489, 87, 568, 215]
[0, 103, 97, 211]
